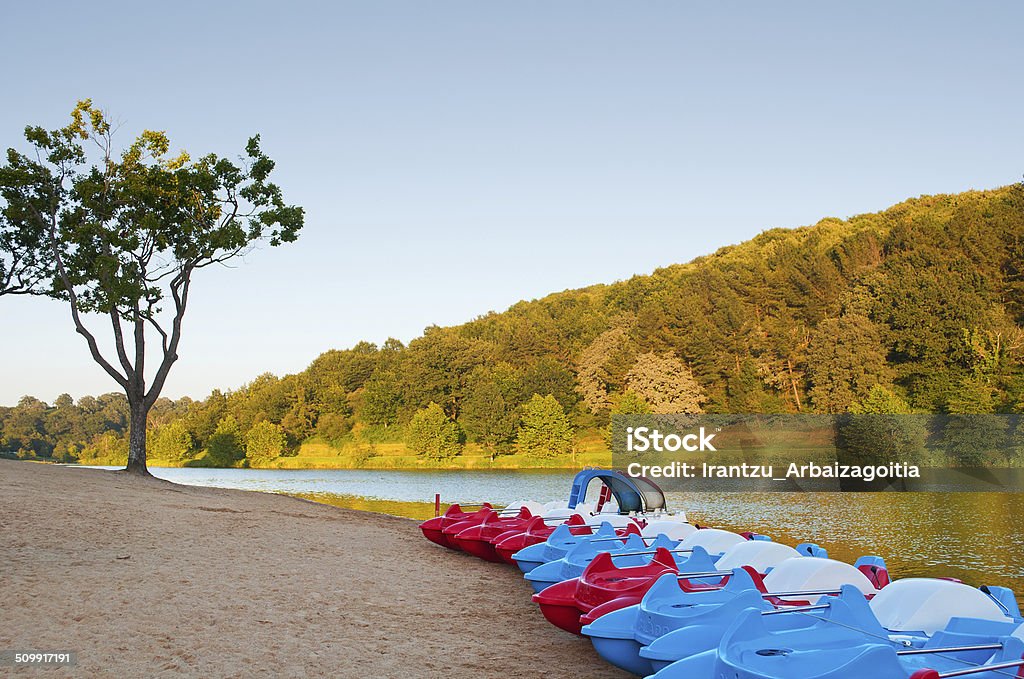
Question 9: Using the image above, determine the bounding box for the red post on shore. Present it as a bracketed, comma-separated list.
[434, 493, 441, 518]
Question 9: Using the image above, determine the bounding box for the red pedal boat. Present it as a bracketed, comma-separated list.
[534, 547, 683, 634]
[449, 506, 535, 562]
[492, 514, 590, 565]
[419, 503, 492, 549]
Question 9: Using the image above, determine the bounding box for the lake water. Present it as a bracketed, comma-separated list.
[77, 466, 1024, 592]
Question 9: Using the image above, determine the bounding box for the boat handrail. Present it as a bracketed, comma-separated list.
[607, 549, 693, 558]
[897, 643, 1004, 655]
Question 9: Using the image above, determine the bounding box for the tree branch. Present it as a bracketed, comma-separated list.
[145, 312, 170, 356]
[0, 254, 39, 295]
[108, 305, 135, 381]
[145, 263, 192, 408]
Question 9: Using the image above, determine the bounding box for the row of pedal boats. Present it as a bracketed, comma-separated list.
[419, 476, 1024, 678]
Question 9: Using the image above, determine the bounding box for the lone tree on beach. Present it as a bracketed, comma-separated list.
[0, 101, 303, 474]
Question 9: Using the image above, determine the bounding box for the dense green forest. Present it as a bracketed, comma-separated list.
[3, 185, 1023, 468]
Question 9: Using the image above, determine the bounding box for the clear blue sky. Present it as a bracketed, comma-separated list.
[1, 1, 1022, 406]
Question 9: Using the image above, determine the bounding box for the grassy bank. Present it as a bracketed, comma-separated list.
[18, 432, 615, 470]
[262, 434, 612, 470]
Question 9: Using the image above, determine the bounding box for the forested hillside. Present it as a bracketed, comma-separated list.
[3, 185, 1023, 467]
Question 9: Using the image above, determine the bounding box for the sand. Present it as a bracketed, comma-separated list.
[0, 460, 631, 678]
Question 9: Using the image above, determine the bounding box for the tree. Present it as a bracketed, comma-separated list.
[149, 420, 194, 463]
[945, 376, 998, 415]
[314, 411, 352, 442]
[46, 393, 83, 446]
[306, 342, 379, 393]
[359, 370, 403, 428]
[605, 389, 651, 448]
[849, 385, 912, 415]
[516, 394, 574, 458]
[521, 357, 579, 412]
[611, 390, 652, 415]
[401, 329, 493, 419]
[838, 385, 926, 467]
[1007, 417, 1024, 466]
[206, 415, 244, 466]
[405, 402, 461, 461]
[941, 414, 1007, 467]
[461, 363, 524, 457]
[3, 396, 51, 457]
[726, 356, 788, 413]
[806, 314, 891, 413]
[184, 389, 227, 451]
[279, 374, 319, 444]
[577, 327, 633, 413]
[245, 420, 286, 467]
[232, 373, 289, 430]
[78, 430, 128, 465]
[51, 440, 82, 463]
[624, 352, 707, 414]
[0, 101, 303, 474]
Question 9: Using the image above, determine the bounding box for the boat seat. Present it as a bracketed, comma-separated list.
[716, 541, 802, 573]
[796, 542, 829, 558]
[869, 578, 1014, 636]
[858, 564, 891, 589]
[762, 557, 878, 603]
[641, 520, 698, 541]
[678, 528, 747, 556]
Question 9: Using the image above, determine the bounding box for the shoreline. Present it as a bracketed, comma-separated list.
[20, 458, 605, 472]
[0, 459, 629, 678]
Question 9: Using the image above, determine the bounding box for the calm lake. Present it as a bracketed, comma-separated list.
[79, 466, 1024, 592]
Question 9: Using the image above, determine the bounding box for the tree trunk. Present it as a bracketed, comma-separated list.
[124, 396, 151, 476]
[786, 359, 803, 412]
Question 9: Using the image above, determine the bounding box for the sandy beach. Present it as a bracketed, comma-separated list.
[0, 460, 629, 678]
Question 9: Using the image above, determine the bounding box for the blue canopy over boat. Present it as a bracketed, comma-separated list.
[568, 468, 667, 514]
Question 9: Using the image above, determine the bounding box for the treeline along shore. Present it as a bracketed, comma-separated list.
[3, 186, 1023, 470]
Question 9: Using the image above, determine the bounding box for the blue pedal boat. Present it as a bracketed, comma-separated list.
[583, 555, 885, 676]
[512, 520, 627, 575]
[652, 578, 1024, 679]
